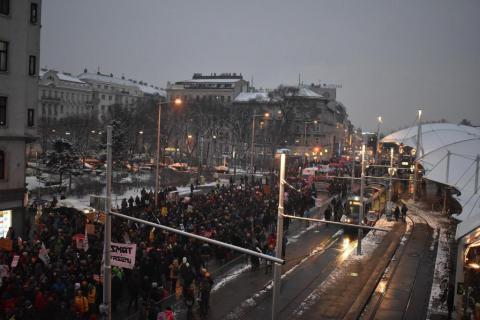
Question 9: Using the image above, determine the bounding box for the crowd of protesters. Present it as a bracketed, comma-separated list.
[0, 176, 314, 320]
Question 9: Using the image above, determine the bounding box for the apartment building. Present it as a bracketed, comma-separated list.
[166, 72, 249, 104]
[38, 69, 93, 120]
[0, 0, 41, 237]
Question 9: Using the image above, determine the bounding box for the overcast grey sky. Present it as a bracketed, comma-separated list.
[40, 0, 480, 132]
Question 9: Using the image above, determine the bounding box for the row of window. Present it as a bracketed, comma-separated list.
[173, 95, 232, 103]
[0, 97, 34, 127]
[41, 89, 90, 102]
[0, 41, 37, 75]
[1, 0, 39, 73]
[0, 0, 38, 23]
[41, 103, 87, 117]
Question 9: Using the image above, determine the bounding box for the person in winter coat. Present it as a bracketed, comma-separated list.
[198, 272, 214, 317]
[401, 204, 408, 222]
[394, 205, 400, 221]
[169, 259, 179, 293]
[74, 289, 89, 316]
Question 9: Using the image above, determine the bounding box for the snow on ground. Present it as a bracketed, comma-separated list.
[291, 217, 396, 318]
[404, 199, 452, 318]
[25, 175, 44, 190]
[211, 263, 252, 293]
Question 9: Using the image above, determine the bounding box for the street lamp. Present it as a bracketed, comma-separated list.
[304, 120, 318, 146]
[413, 109, 422, 202]
[154, 98, 182, 208]
[250, 112, 270, 173]
[375, 116, 382, 162]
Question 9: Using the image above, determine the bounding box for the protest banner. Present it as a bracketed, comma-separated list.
[39, 242, 50, 265]
[11, 255, 20, 268]
[110, 242, 136, 269]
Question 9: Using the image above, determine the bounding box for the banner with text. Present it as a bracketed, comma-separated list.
[110, 242, 136, 269]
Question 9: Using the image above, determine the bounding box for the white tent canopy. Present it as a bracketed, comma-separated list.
[382, 123, 480, 239]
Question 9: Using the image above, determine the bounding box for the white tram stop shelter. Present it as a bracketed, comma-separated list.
[382, 122, 480, 316]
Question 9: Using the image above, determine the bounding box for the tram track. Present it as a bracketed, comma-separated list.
[360, 211, 436, 320]
[224, 226, 345, 320]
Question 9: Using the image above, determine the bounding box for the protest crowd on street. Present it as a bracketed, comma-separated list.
[0, 176, 315, 320]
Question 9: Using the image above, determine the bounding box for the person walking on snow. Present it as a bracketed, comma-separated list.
[401, 203, 408, 222]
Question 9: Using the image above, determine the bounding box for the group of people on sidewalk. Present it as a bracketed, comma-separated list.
[0, 176, 314, 320]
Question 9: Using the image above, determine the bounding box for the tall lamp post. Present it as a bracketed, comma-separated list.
[357, 143, 366, 255]
[304, 120, 318, 146]
[154, 98, 182, 208]
[387, 148, 396, 219]
[250, 111, 270, 173]
[375, 116, 382, 163]
[413, 109, 422, 202]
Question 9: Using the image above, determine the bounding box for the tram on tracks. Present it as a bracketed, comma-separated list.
[341, 182, 387, 234]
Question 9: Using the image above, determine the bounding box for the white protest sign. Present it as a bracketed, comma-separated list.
[11, 255, 20, 268]
[110, 242, 136, 269]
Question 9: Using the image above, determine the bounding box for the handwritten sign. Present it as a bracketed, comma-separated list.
[110, 242, 136, 269]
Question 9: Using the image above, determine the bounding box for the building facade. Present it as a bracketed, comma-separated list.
[232, 85, 351, 169]
[78, 70, 165, 120]
[0, 0, 41, 237]
[166, 72, 249, 104]
[38, 69, 93, 121]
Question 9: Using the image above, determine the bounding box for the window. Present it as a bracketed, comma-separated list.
[0, 150, 4, 180]
[108, 95, 112, 101]
[0, 0, 9, 16]
[102, 94, 106, 99]
[0, 96, 6, 125]
[29, 55, 36, 75]
[60, 105, 63, 113]
[0, 41, 8, 72]
[27, 108, 34, 126]
[30, 3, 38, 24]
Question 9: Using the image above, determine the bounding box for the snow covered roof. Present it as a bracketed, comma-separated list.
[78, 72, 165, 96]
[78, 72, 136, 87]
[136, 84, 166, 97]
[234, 92, 270, 103]
[382, 123, 480, 239]
[382, 123, 480, 160]
[296, 87, 325, 99]
[40, 70, 86, 84]
[180, 78, 243, 84]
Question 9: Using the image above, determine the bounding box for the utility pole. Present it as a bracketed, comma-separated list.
[387, 148, 394, 219]
[154, 102, 162, 208]
[413, 109, 422, 202]
[475, 155, 479, 194]
[375, 116, 382, 163]
[350, 146, 355, 193]
[102, 125, 112, 320]
[251, 110, 256, 173]
[357, 144, 366, 255]
[272, 153, 286, 320]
